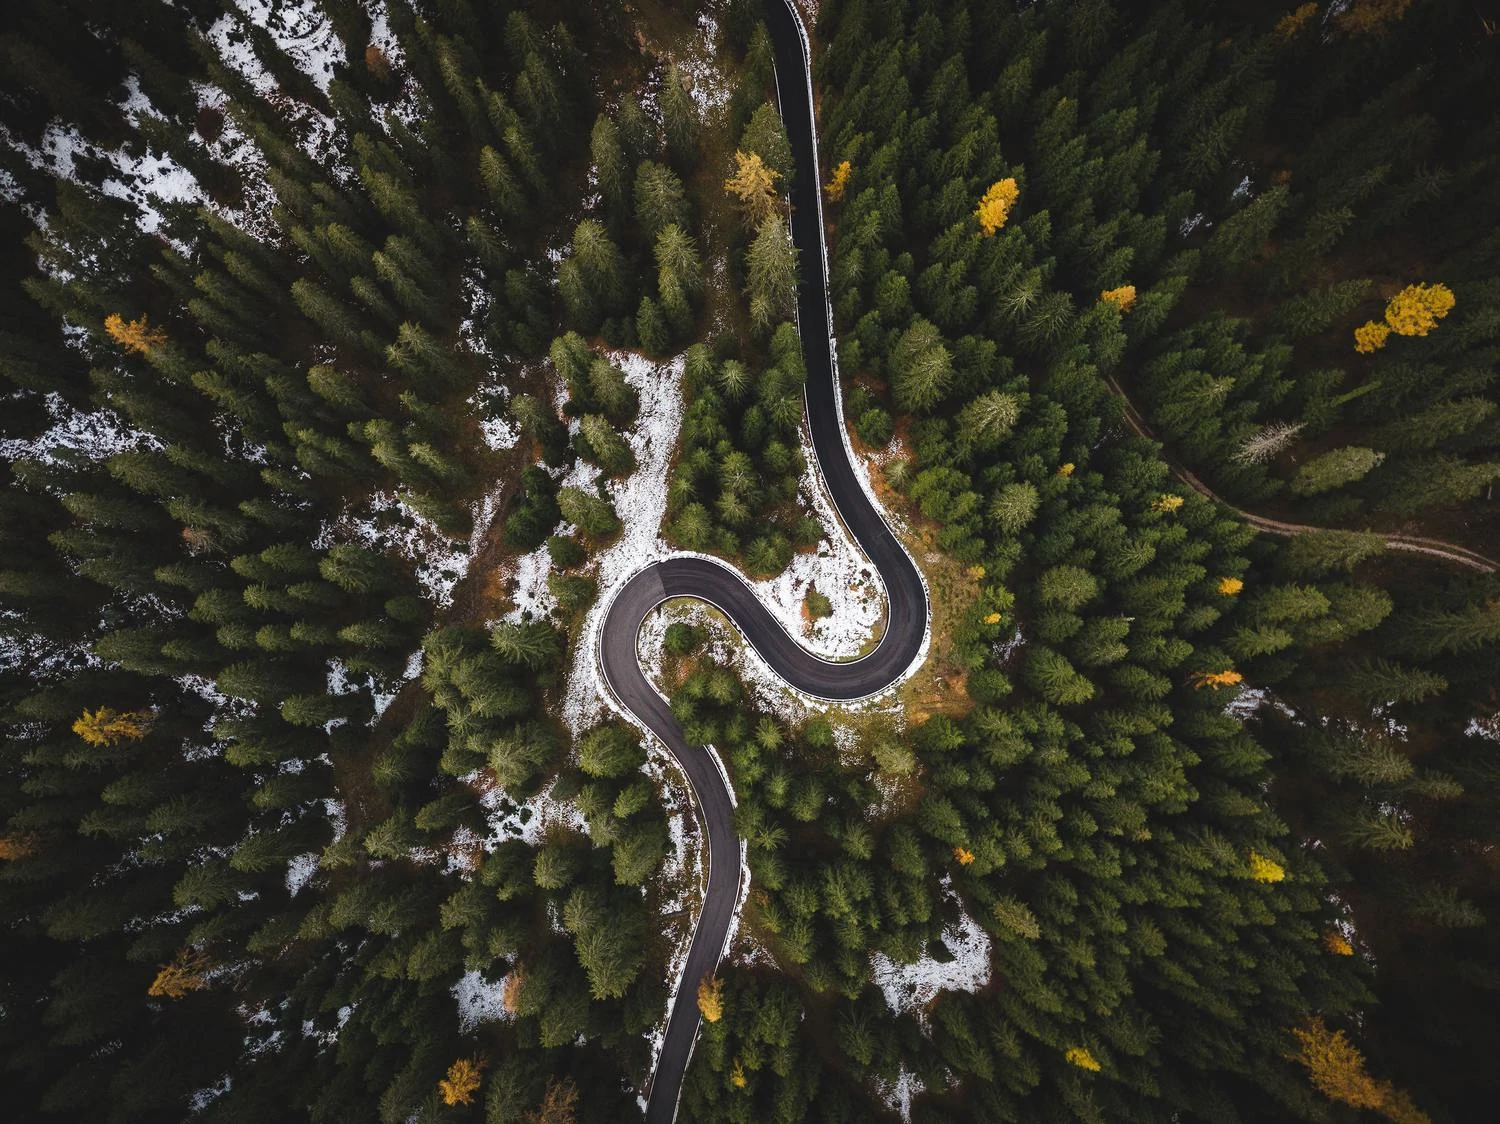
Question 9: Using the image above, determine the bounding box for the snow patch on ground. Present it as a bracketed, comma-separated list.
[1468, 714, 1500, 741]
[285, 852, 319, 897]
[371, 648, 423, 719]
[452, 969, 511, 1032]
[188, 1076, 234, 1113]
[749, 455, 882, 658]
[872, 1068, 925, 1124]
[471, 387, 520, 452]
[674, 11, 735, 113]
[317, 490, 491, 609]
[476, 774, 590, 847]
[871, 878, 991, 1017]
[501, 543, 557, 625]
[0, 118, 204, 235]
[0, 392, 162, 465]
[1225, 685, 1298, 722]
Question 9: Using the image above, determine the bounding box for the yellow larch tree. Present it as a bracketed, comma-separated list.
[1383, 282, 1455, 337]
[1065, 1046, 1102, 1072]
[724, 150, 781, 226]
[73, 707, 153, 746]
[438, 1057, 486, 1107]
[1153, 493, 1185, 514]
[148, 948, 211, 999]
[975, 177, 1019, 236]
[1100, 284, 1137, 312]
[1354, 320, 1390, 353]
[730, 1059, 748, 1089]
[1291, 1016, 1431, 1124]
[697, 973, 724, 1022]
[983, 611, 1003, 625]
[825, 159, 852, 202]
[1322, 929, 1355, 956]
[1275, 3, 1320, 41]
[1057, 462, 1075, 477]
[1336, 0, 1415, 36]
[104, 313, 167, 355]
[1248, 850, 1286, 883]
[953, 846, 975, 865]
[1218, 576, 1245, 596]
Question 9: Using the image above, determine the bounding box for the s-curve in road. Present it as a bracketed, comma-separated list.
[604, 2, 931, 1121]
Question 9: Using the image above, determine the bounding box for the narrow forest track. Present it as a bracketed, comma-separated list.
[1103, 373, 1499, 574]
[600, 3, 932, 1121]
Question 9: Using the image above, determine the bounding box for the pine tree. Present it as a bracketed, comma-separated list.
[557, 487, 619, 538]
[634, 161, 689, 240]
[1289, 446, 1384, 495]
[890, 317, 953, 413]
[662, 65, 700, 168]
[746, 214, 797, 330]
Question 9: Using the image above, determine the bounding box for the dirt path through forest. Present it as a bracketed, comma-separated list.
[1103, 373, 1498, 574]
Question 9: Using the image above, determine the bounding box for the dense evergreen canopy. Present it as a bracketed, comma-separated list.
[2, 2, 1497, 1123]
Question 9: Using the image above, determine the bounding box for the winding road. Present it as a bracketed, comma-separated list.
[1104, 373, 1498, 574]
[596, 3, 930, 1121]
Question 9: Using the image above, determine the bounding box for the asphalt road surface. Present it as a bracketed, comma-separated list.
[601, 2, 930, 1120]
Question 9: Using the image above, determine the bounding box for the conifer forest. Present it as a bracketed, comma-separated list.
[4, 1, 1500, 1122]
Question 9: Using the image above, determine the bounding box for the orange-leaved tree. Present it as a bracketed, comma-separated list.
[1191, 669, 1244, 690]
[148, 948, 211, 999]
[1153, 493, 1185, 514]
[1322, 929, 1355, 956]
[1336, 0, 1415, 36]
[528, 1076, 579, 1123]
[0, 832, 39, 861]
[1291, 1016, 1430, 1123]
[73, 707, 153, 746]
[1275, 3, 1319, 41]
[104, 313, 167, 355]
[1100, 284, 1136, 312]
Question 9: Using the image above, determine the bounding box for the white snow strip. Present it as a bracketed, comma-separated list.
[0, 392, 162, 465]
[209, 1, 343, 96]
[872, 1068, 925, 1124]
